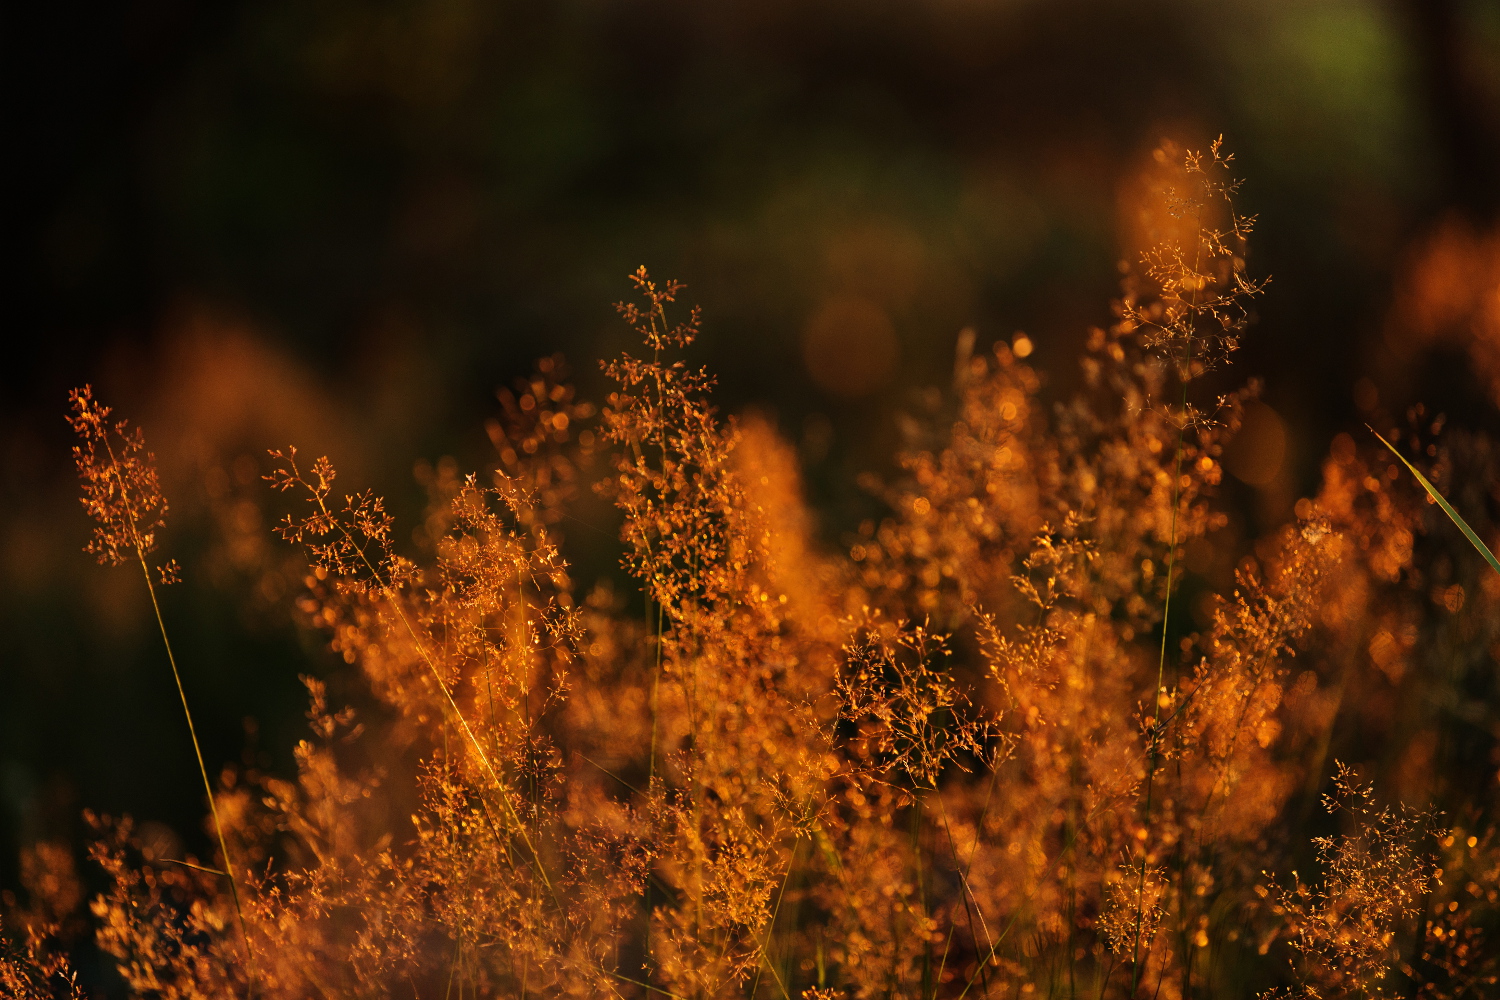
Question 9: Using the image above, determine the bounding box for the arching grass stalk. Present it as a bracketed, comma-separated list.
[131, 550, 257, 995]
[267, 449, 560, 906]
[1372, 427, 1500, 577]
[65, 387, 258, 996]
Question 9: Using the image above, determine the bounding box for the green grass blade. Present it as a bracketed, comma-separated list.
[1371, 426, 1500, 578]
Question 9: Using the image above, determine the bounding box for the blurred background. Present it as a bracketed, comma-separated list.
[3, 0, 1500, 963]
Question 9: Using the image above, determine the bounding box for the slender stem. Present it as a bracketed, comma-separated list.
[642, 316, 670, 996]
[291, 456, 560, 906]
[136, 558, 249, 938]
[935, 789, 992, 1000]
[1130, 342, 1191, 997]
[379, 565, 558, 900]
[750, 837, 801, 1000]
[649, 599, 663, 784]
[954, 906, 1027, 1000]
[103, 430, 258, 996]
[645, 592, 661, 997]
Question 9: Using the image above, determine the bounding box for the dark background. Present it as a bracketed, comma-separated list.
[3, 0, 1499, 971]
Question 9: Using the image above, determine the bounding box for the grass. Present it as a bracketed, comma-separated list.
[1372, 426, 1500, 577]
[7, 142, 1500, 999]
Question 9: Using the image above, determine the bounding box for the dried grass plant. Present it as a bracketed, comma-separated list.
[10, 140, 1500, 999]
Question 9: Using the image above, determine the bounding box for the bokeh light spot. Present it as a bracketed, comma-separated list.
[1225, 401, 1288, 487]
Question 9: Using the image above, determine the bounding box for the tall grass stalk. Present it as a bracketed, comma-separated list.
[1129, 351, 1190, 998]
[66, 389, 259, 995]
[132, 554, 256, 995]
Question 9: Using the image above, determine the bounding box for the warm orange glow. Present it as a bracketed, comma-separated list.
[11, 147, 1500, 1000]
[802, 295, 899, 398]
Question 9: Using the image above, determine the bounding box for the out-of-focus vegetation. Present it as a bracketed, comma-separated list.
[4, 2, 1500, 994]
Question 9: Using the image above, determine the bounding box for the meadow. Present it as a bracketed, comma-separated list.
[5, 142, 1499, 999]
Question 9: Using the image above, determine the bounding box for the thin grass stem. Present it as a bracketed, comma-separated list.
[101, 424, 259, 997]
